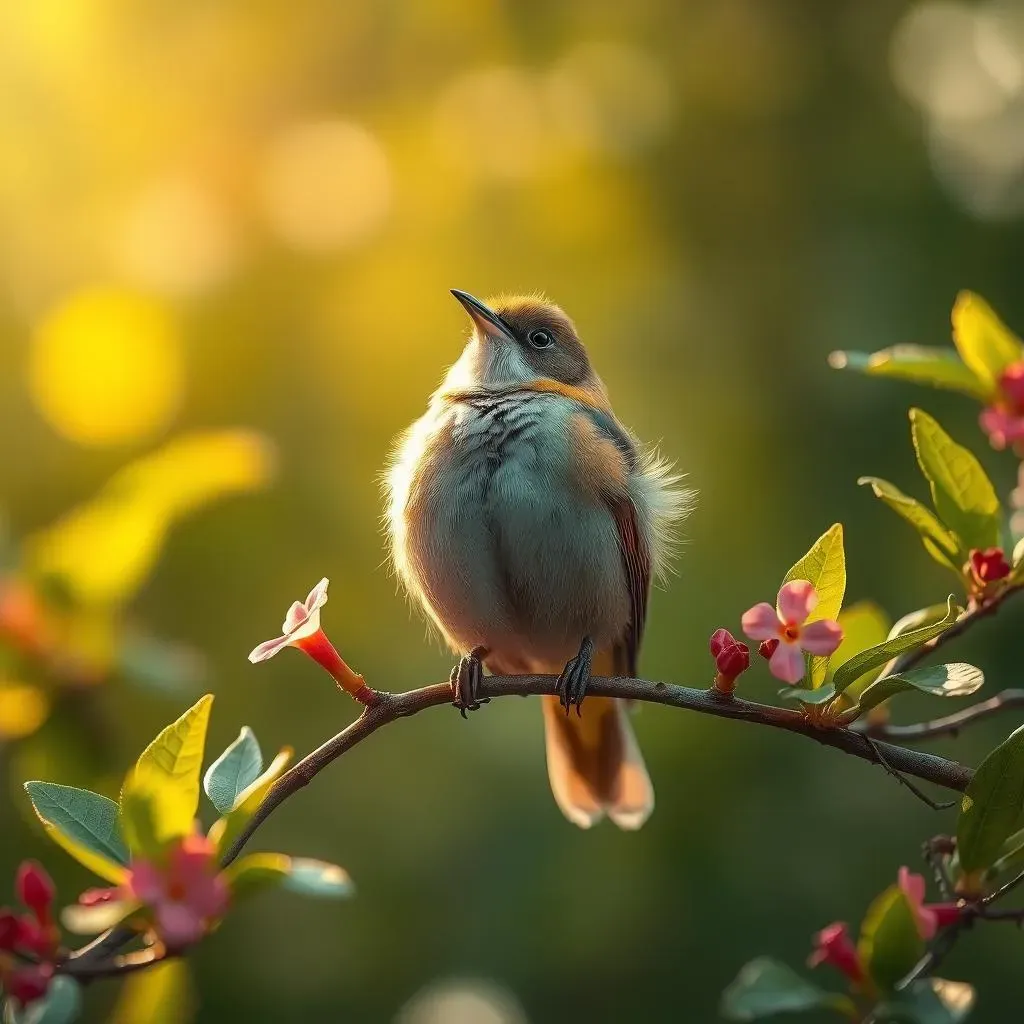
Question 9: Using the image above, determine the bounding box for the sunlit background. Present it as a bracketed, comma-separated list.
[1, 1, 1024, 1021]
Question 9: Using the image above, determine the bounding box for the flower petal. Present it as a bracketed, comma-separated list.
[282, 601, 308, 634]
[740, 603, 781, 641]
[778, 580, 817, 624]
[155, 902, 206, 949]
[915, 904, 938, 941]
[769, 642, 805, 684]
[800, 619, 843, 656]
[247, 635, 292, 664]
[127, 860, 166, 904]
[304, 578, 330, 614]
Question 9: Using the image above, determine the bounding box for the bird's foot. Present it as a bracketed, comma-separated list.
[557, 636, 594, 717]
[450, 647, 489, 718]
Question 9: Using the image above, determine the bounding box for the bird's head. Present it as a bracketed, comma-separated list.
[442, 290, 606, 404]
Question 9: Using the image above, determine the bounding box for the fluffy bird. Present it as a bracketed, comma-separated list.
[385, 291, 691, 828]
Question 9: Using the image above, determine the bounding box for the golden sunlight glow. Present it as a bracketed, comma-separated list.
[259, 120, 392, 252]
[116, 176, 238, 297]
[396, 979, 528, 1024]
[0, 681, 50, 740]
[29, 287, 184, 447]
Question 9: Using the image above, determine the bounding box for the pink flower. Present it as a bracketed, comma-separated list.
[741, 580, 843, 684]
[709, 628, 749, 694]
[807, 921, 863, 984]
[125, 834, 229, 950]
[898, 867, 962, 940]
[248, 579, 372, 703]
[980, 361, 1024, 451]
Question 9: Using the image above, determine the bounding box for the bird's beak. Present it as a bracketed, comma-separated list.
[451, 289, 515, 344]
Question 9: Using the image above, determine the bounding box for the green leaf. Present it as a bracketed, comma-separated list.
[876, 978, 976, 1023]
[24, 782, 130, 867]
[1011, 536, 1024, 583]
[119, 788, 163, 860]
[828, 602, 891, 701]
[858, 477, 964, 570]
[783, 523, 846, 624]
[828, 346, 988, 400]
[204, 726, 263, 814]
[856, 663, 984, 712]
[282, 858, 354, 899]
[18, 977, 82, 1024]
[888, 604, 955, 640]
[720, 958, 852, 1021]
[951, 291, 1023, 392]
[121, 694, 213, 847]
[223, 852, 290, 901]
[910, 409, 1001, 552]
[109, 961, 195, 1024]
[858, 885, 925, 993]
[832, 598, 959, 694]
[207, 746, 292, 853]
[778, 683, 837, 706]
[957, 723, 1024, 872]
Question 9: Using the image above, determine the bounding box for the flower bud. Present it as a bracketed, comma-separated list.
[4, 963, 54, 1005]
[709, 628, 749, 695]
[807, 921, 863, 984]
[968, 547, 1012, 587]
[758, 638, 779, 660]
[0, 909, 22, 951]
[15, 862, 54, 923]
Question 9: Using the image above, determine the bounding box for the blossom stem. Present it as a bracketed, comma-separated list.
[294, 631, 378, 706]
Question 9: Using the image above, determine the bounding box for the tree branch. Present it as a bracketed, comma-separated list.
[864, 689, 1024, 741]
[219, 673, 974, 867]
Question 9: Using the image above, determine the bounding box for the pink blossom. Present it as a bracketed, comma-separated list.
[741, 580, 843, 684]
[248, 578, 372, 703]
[980, 361, 1024, 451]
[807, 921, 863, 983]
[248, 578, 330, 663]
[897, 867, 962, 940]
[126, 834, 229, 950]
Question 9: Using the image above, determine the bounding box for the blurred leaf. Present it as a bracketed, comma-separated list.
[857, 477, 964, 570]
[26, 430, 275, 608]
[207, 746, 292, 853]
[17, 977, 82, 1024]
[828, 602, 891, 701]
[856, 664, 983, 712]
[0, 681, 50, 740]
[720, 958, 852, 1020]
[62, 897, 138, 935]
[832, 598, 958, 694]
[857, 885, 924, 993]
[876, 978, 976, 1023]
[829, 346, 987, 400]
[110, 960, 195, 1024]
[204, 727, 263, 814]
[957, 723, 1024, 872]
[119, 788, 162, 859]
[910, 410, 1001, 552]
[951, 291, 1023, 392]
[121, 694, 213, 847]
[24, 781, 129, 866]
[223, 852, 290, 901]
[282, 858, 354, 898]
[118, 634, 206, 695]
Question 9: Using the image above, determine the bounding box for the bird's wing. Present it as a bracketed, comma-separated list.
[575, 406, 651, 677]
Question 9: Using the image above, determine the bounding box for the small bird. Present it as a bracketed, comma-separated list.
[385, 291, 691, 828]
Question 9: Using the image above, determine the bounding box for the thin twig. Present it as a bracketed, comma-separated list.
[219, 674, 974, 867]
[61, 946, 170, 980]
[863, 689, 1024, 741]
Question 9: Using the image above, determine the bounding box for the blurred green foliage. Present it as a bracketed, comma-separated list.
[2, 0, 1024, 1021]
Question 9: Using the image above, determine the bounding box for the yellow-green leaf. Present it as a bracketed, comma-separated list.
[782, 523, 846, 623]
[829, 345, 988, 399]
[121, 694, 213, 847]
[910, 409, 1001, 552]
[828, 601, 891, 700]
[110, 960, 196, 1024]
[951, 291, 1023, 392]
[223, 852, 291, 901]
[858, 886, 924, 993]
[858, 476, 964, 570]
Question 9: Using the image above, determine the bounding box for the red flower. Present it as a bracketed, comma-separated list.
[16, 862, 55, 925]
[3, 963, 54, 1006]
[709, 629, 749, 693]
[968, 547, 1011, 588]
[898, 867, 962, 940]
[0, 908, 23, 951]
[807, 921, 863, 984]
[980, 362, 1024, 451]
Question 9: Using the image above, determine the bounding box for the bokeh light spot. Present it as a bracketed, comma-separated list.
[0, 681, 49, 740]
[259, 120, 392, 253]
[396, 979, 529, 1024]
[29, 287, 184, 447]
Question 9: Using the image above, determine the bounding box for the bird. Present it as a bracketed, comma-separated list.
[384, 290, 691, 829]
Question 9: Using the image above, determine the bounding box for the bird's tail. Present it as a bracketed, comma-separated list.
[541, 648, 654, 830]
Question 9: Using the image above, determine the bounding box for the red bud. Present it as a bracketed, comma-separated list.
[0, 909, 22, 951]
[4, 963, 53, 1005]
[709, 629, 749, 695]
[1000, 362, 1024, 412]
[15, 862, 54, 922]
[758, 638, 779, 660]
[969, 547, 1012, 586]
[807, 921, 863, 984]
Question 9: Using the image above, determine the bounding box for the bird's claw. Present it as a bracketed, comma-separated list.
[557, 637, 594, 717]
[450, 647, 488, 718]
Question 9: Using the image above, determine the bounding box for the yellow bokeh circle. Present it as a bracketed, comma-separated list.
[29, 287, 184, 446]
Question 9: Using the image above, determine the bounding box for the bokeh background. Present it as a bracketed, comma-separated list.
[1, 0, 1024, 1020]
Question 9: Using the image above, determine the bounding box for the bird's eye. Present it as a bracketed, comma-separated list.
[528, 329, 554, 349]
